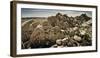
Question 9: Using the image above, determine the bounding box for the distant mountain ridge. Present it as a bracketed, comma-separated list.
[22, 17, 47, 19]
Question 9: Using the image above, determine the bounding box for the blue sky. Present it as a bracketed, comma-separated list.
[21, 8, 92, 18]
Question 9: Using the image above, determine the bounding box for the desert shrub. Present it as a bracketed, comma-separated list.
[29, 21, 40, 32]
[30, 27, 45, 48]
[21, 30, 31, 49]
[48, 16, 57, 27]
[22, 20, 34, 31]
[42, 21, 51, 26]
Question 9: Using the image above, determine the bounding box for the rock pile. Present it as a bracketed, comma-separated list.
[22, 13, 92, 49]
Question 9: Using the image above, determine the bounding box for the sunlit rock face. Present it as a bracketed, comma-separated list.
[21, 13, 92, 49]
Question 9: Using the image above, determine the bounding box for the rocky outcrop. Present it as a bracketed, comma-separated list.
[22, 13, 92, 49]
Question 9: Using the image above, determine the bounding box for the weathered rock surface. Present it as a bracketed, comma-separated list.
[22, 13, 92, 49]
